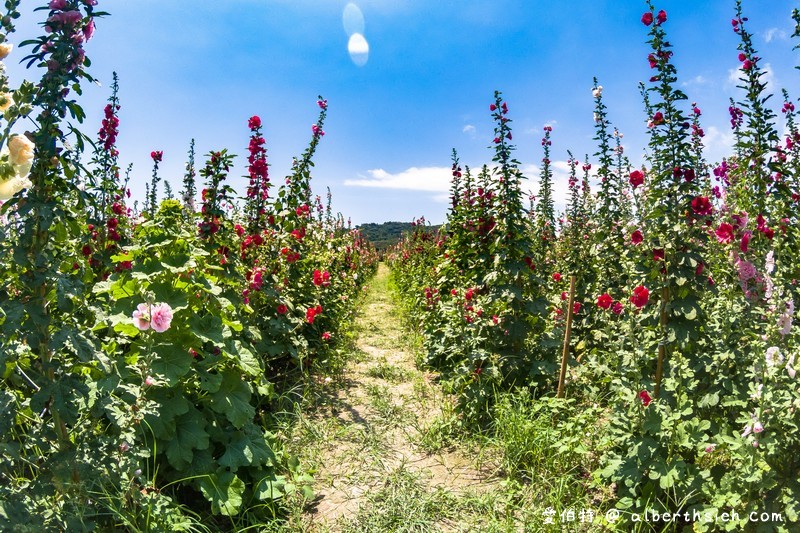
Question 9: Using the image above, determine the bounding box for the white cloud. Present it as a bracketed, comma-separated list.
[462, 124, 476, 137]
[344, 166, 452, 193]
[521, 160, 573, 212]
[682, 75, 707, 88]
[727, 62, 777, 91]
[764, 28, 787, 43]
[703, 126, 735, 164]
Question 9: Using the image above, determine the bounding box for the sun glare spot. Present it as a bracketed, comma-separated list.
[348, 33, 369, 67]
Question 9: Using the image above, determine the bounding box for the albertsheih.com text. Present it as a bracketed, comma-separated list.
[633, 510, 785, 524]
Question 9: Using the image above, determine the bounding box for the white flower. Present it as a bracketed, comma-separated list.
[778, 300, 794, 336]
[765, 250, 775, 274]
[786, 353, 796, 379]
[742, 424, 752, 438]
[0, 42, 12, 60]
[592, 85, 603, 98]
[766, 346, 783, 367]
[593, 112, 601, 123]
[753, 421, 764, 434]
[0, 175, 32, 200]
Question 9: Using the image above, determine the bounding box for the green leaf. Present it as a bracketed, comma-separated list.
[199, 471, 245, 516]
[165, 407, 210, 470]
[210, 370, 255, 428]
[219, 425, 276, 472]
[152, 343, 194, 382]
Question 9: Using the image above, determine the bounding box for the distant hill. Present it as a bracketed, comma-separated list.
[357, 221, 443, 251]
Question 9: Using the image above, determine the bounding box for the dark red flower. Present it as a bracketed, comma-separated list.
[740, 231, 751, 253]
[630, 285, 650, 308]
[656, 10, 667, 25]
[641, 12, 654, 25]
[652, 112, 664, 125]
[631, 230, 643, 245]
[552, 272, 562, 282]
[653, 248, 665, 262]
[597, 293, 613, 310]
[611, 302, 624, 315]
[573, 302, 581, 315]
[150, 150, 163, 162]
[277, 304, 288, 315]
[691, 196, 713, 216]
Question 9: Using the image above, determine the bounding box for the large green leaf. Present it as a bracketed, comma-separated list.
[166, 407, 210, 470]
[210, 369, 255, 428]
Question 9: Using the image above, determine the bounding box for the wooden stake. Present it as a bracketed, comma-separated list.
[557, 275, 577, 399]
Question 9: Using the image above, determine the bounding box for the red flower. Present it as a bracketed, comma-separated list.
[248, 115, 262, 130]
[81, 244, 92, 257]
[306, 307, 316, 324]
[656, 9, 667, 25]
[234, 224, 245, 236]
[631, 230, 643, 245]
[277, 304, 288, 315]
[597, 293, 613, 310]
[465, 288, 474, 301]
[641, 12, 654, 25]
[695, 262, 705, 276]
[652, 112, 664, 125]
[740, 231, 751, 253]
[653, 248, 665, 262]
[313, 269, 331, 287]
[630, 285, 650, 308]
[611, 302, 624, 315]
[322, 332, 331, 341]
[629, 169, 644, 189]
[573, 302, 581, 315]
[552, 272, 562, 282]
[150, 150, 163, 162]
[691, 196, 713, 216]
[639, 390, 652, 407]
[715, 223, 735, 244]
[561, 291, 568, 301]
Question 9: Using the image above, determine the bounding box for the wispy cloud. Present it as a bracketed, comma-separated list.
[703, 126, 735, 164]
[462, 124, 476, 138]
[764, 28, 788, 43]
[344, 166, 452, 193]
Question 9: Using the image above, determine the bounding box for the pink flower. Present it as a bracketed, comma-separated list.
[150, 150, 163, 162]
[248, 115, 262, 130]
[317, 99, 328, 110]
[715, 223, 735, 244]
[656, 9, 667, 25]
[150, 302, 174, 333]
[132, 303, 151, 331]
[611, 301, 624, 315]
[641, 12, 654, 25]
[311, 124, 325, 137]
[322, 331, 331, 341]
[144, 376, 155, 386]
[737, 260, 757, 282]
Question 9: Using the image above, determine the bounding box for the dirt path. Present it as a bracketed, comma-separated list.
[287, 263, 501, 532]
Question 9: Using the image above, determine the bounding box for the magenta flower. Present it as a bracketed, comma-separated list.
[641, 12, 653, 26]
[715, 223, 735, 244]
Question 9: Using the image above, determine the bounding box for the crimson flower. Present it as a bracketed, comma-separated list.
[740, 231, 751, 253]
[150, 150, 163, 162]
[277, 304, 288, 315]
[691, 196, 713, 216]
[248, 115, 262, 130]
[653, 248, 665, 262]
[641, 12, 653, 25]
[656, 9, 667, 25]
[639, 390, 652, 407]
[631, 230, 643, 245]
[573, 302, 581, 315]
[597, 293, 613, 310]
[629, 170, 644, 189]
[552, 272, 562, 282]
[611, 302, 624, 315]
[652, 112, 664, 125]
[630, 285, 650, 308]
[715, 223, 735, 244]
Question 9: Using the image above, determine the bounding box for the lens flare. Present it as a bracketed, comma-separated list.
[342, 3, 365, 37]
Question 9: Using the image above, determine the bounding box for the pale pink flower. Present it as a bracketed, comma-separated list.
[786, 353, 796, 379]
[705, 444, 716, 453]
[741, 424, 752, 438]
[737, 260, 757, 282]
[150, 302, 174, 333]
[777, 300, 794, 336]
[132, 303, 151, 331]
[753, 421, 764, 434]
[766, 346, 783, 367]
[144, 375, 155, 386]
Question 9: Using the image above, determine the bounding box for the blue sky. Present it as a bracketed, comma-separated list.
[4, 1, 799, 225]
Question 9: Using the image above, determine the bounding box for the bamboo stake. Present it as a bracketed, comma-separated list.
[654, 285, 670, 399]
[557, 275, 577, 398]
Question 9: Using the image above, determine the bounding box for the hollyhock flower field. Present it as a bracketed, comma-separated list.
[0, 1, 377, 530]
[390, 2, 800, 530]
[0, 0, 798, 531]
